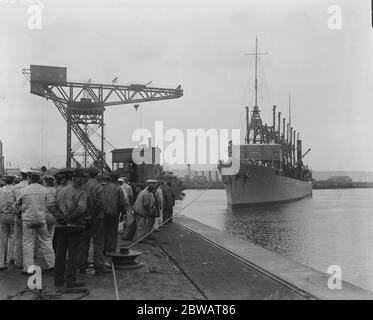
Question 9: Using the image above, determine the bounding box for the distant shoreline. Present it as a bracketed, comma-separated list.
[312, 181, 373, 189]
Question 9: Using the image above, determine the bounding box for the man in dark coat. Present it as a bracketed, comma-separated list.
[163, 182, 176, 223]
[103, 173, 127, 253]
[54, 168, 88, 288]
[78, 167, 109, 276]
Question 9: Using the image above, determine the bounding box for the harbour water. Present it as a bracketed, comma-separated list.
[176, 188, 373, 292]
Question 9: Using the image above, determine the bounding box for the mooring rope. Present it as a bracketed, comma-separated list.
[111, 262, 120, 300]
[6, 286, 89, 300]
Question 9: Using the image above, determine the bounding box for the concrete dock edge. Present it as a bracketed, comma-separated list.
[171, 215, 373, 300]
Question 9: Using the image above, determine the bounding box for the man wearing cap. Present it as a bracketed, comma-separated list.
[54, 171, 66, 193]
[43, 176, 57, 237]
[13, 169, 29, 269]
[17, 171, 55, 275]
[0, 175, 17, 271]
[49, 169, 72, 252]
[32, 175, 57, 270]
[78, 167, 108, 276]
[163, 181, 176, 224]
[54, 168, 88, 288]
[117, 178, 133, 226]
[119, 178, 138, 241]
[154, 181, 164, 231]
[102, 173, 127, 253]
[132, 181, 157, 241]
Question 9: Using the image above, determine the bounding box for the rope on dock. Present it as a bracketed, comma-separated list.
[6, 286, 89, 300]
[111, 262, 120, 300]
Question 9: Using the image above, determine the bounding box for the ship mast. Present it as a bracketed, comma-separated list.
[255, 36, 258, 107]
[288, 93, 291, 128]
[244, 36, 268, 144]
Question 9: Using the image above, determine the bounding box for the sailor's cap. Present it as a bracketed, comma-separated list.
[72, 168, 87, 178]
[28, 171, 41, 178]
[87, 167, 101, 176]
[145, 179, 158, 184]
[110, 172, 120, 180]
[4, 174, 16, 180]
[54, 168, 74, 177]
[98, 173, 110, 181]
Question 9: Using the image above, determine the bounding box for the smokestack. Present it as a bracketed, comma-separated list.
[286, 123, 290, 142]
[245, 106, 250, 144]
[272, 105, 276, 141]
[290, 127, 293, 165]
[148, 137, 152, 147]
[282, 118, 286, 140]
[277, 112, 281, 140]
[293, 130, 296, 164]
[297, 139, 302, 162]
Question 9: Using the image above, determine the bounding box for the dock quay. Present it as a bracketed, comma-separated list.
[0, 216, 371, 300]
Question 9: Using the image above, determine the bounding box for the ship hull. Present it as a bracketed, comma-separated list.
[222, 164, 312, 208]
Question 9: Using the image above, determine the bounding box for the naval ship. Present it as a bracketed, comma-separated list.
[218, 38, 312, 207]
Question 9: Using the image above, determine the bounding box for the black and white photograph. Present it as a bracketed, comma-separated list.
[0, 0, 373, 306]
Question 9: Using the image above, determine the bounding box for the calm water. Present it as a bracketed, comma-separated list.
[175, 189, 373, 292]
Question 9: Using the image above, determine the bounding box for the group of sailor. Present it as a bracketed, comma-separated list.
[0, 167, 176, 288]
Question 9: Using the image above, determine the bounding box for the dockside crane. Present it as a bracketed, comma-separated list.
[22, 65, 183, 172]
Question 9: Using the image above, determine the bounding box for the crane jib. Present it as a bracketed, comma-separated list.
[23, 65, 183, 171]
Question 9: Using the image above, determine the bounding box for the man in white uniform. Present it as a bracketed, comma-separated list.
[17, 171, 55, 275]
[13, 168, 29, 269]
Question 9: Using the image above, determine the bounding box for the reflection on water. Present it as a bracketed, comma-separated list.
[176, 189, 373, 292]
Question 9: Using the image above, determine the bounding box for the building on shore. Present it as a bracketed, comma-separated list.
[183, 168, 224, 189]
[313, 176, 354, 189]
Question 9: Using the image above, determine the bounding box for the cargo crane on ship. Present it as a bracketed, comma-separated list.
[22, 65, 183, 172]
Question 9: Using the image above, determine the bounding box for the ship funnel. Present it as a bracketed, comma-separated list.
[277, 112, 281, 140]
[272, 105, 276, 141]
[297, 139, 302, 162]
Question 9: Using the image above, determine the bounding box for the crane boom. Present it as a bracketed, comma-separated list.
[301, 148, 311, 160]
[22, 66, 183, 171]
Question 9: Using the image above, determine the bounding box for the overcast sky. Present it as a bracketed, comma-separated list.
[1, 0, 372, 171]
